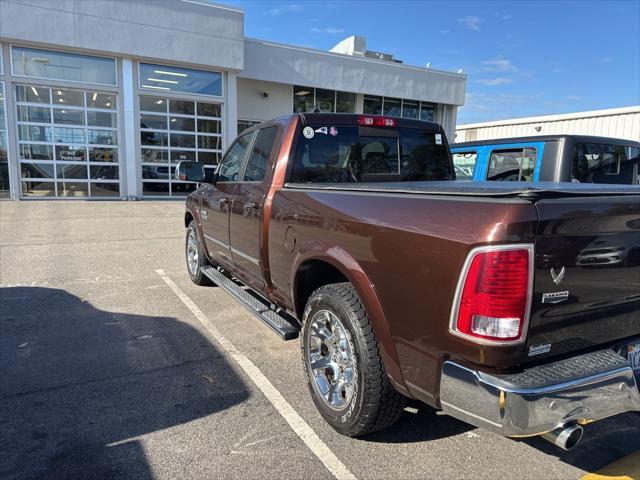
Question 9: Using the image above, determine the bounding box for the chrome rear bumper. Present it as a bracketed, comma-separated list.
[439, 349, 640, 437]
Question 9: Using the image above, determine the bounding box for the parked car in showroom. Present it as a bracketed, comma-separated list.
[177, 113, 640, 450]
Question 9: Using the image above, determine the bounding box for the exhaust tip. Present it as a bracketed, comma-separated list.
[541, 424, 584, 451]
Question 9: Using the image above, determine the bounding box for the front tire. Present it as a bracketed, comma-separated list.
[301, 282, 405, 436]
[185, 220, 213, 286]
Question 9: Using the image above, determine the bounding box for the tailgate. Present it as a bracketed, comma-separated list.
[525, 194, 640, 363]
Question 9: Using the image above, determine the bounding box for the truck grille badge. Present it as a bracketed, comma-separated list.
[550, 267, 565, 285]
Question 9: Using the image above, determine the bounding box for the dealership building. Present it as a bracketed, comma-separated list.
[0, 0, 467, 200]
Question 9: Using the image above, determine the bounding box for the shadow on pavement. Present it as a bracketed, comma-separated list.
[0, 287, 249, 480]
[361, 399, 473, 443]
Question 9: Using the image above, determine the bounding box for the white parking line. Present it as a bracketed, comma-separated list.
[156, 270, 357, 480]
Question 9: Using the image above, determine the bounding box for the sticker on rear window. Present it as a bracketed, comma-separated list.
[329, 126, 338, 136]
[315, 126, 328, 135]
[435, 133, 442, 145]
[303, 127, 314, 139]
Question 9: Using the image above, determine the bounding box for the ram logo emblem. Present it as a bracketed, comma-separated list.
[550, 266, 566, 285]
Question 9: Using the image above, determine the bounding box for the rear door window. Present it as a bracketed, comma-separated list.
[243, 126, 278, 182]
[452, 151, 477, 180]
[572, 143, 638, 184]
[487, 147, 536, 181]
[290, 125, 453, 183]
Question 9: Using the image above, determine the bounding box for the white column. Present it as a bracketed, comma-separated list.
[355, 93, 364, 114]
[226, 71, 238, 147]
[122, 58, 139, 199]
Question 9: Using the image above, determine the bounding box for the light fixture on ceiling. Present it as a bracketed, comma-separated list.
[57, 90, 62, 95]
[92, 92, 98, 102]
[148, 78, 178, 84]
[105, 102, 111, 107]
[142, 84, 171, 91]
[294, 90, 311, 96]
[154, 69, 188, 77]
[30, 86, 39, 96]
[155, 100, 164, 104]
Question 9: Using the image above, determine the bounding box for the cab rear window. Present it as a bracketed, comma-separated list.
[290, 126, 453, 183]
[572, 143, 639, 185]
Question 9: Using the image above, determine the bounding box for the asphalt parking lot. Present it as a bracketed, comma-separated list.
[1, 200, 639, 480]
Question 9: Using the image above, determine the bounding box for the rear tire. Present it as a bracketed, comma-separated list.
[301, 282, 405, 436]
[185, 220, 214, 286]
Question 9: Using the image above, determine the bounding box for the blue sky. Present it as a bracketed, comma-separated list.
[225, 0, 640, 124]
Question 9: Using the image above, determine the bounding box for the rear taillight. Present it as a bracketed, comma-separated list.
[450, 245, 532, 344]
[358, 115, 397, 127]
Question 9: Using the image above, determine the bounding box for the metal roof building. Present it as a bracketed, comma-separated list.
[455, 106, 640, 143]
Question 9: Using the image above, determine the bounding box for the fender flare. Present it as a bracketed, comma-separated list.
[291, 244, 409, 396]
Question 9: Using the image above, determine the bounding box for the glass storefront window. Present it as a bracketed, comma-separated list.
[315, 89, 335, 113]
[402, 100, 419, 119]
[293, 86, 314, 113]
[420, 103, 435, 122]
[15, 84, 120, 197]
[383, 97, 401, 117]
[238, 120, 261, 134]
[12, 47, 117, 85]
[0, 82, 9, 197]
[139, 94, 222, 196]
[336, 91, 356, 113]
[139, 63, 222, 96]
[363, 95, 383, 115]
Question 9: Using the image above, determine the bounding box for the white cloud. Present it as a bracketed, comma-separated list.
[265, 4, 303, 16]
[482, 58, 515, 72]
[458, 16, 483, 31]
[311, 27, 345, 34]
[477, 77, 512, 86]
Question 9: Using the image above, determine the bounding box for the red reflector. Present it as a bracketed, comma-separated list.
[358, 115, 397, 127]
[454, 247, 530, 342]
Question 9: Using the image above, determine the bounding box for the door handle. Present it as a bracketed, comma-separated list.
[245, 201, 260, 209]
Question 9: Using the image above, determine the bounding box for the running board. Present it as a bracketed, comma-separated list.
[201, 265, 299, 340]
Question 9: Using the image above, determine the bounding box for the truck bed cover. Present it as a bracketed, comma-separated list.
[285, 181, 640, 199]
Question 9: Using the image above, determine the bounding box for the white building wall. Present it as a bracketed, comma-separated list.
[237, 78, 292, 122]
[456, 106, 640, 143]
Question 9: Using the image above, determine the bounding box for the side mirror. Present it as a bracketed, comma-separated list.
[175, 161, 205, 183]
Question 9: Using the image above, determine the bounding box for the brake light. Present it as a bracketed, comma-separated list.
[358, 115, 397, 127]
[451, 246, 532, 343]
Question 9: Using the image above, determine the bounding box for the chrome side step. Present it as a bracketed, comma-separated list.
[201, 265, 299, 340]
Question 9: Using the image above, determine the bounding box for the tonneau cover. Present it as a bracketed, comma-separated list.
[285, 181, 640, 198]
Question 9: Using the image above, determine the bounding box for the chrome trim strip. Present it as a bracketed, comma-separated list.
[204, 233, 229, 249]
[448, 243, 535, 346]
[230, 246, 260, 265]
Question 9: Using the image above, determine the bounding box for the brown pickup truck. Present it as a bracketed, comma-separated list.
[178, 113, 640, 450]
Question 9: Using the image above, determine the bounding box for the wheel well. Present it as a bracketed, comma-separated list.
[294, 260, 348, 318]
[185, 211, 194, 228]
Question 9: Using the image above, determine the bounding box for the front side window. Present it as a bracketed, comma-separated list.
[217, 131, 256, 182]
[572, 143, 637, 184]
[290, 125, 453, 183]
[12, 47, 116, 85]
[244, 127, 278, 182]
[452, 151, 478, 181]
[139, 63, 222, 96]
[487, 147, 536, 181]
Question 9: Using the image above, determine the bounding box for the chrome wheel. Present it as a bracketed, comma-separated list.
[307, 310, 357, 411]
[186, 228, 199, 276]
